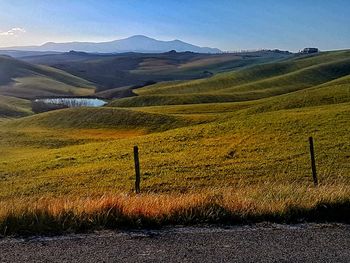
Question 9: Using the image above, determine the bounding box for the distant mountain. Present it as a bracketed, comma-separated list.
[0, 35, 222, 54]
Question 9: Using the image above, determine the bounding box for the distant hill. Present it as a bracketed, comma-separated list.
[109, 50, 350, 107]
[0, 50, 61, 59]
[0, 95, 33, 117]
[0, 35, 222, 53]
[21, 50, 291, 93]
[0, 55, 95, 99]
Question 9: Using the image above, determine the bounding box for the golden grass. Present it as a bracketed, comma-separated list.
[65, 129, 146, 140]
[1, 182, 349, 235]
[179, 55, 241, 69]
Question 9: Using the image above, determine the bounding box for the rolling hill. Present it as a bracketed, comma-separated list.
[22, 50, 292, 92]
[0, 55, 95, 99]
[0, 49, 291, 118]
[0, 95, 33, 117]
[108, 50, 350, 107]
[8, 106, 191, 132]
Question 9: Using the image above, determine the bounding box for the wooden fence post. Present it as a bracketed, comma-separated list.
[308, 137, 318, 186]
[133, 146, 141, 194]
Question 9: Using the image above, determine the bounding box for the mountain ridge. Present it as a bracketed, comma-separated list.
[0, 35, 222, 54]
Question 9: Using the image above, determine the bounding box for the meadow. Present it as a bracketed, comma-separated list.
[0, 50, 349, 235]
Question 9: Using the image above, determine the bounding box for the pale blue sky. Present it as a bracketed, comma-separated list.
[0, 0, 349, 51]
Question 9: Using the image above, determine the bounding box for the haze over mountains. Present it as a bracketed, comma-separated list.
[0, 35, 222, 54]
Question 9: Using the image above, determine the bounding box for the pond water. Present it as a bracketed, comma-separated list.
[34, 98, 107, 108]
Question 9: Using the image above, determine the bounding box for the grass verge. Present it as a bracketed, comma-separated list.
[1, 183, 349, 236]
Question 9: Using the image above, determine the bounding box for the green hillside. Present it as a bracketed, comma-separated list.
[137, 50, 350, 96]
[107, 93, 251, 107]
[8, 107, 191, 132]
[0, 55, 95, 99]
[22, 50, 291, 93]
[0, 95, 33, 117]
[109, 50, 350, 107]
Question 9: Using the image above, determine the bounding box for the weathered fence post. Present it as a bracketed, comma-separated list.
[308, 137, 318, 186]
[133, 146, 141, 194]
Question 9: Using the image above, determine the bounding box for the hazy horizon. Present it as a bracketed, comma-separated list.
[0, 0, 350, 52]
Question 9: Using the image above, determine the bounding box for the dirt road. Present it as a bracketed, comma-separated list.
[0, 224, 349, 262]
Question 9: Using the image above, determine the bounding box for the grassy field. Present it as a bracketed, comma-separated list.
[0, 50, 349, 235]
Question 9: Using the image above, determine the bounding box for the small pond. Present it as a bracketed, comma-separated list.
[34, 98, 107, 108]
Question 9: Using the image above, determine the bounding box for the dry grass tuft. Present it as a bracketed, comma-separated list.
[1, 183, 349, 236]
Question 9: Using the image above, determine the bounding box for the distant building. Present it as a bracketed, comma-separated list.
[300, 48, 319, 54]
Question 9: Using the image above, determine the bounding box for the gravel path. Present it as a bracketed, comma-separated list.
[0, 224, 349, 262]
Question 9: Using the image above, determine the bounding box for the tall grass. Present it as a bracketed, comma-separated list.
[1, 182, 349, 236]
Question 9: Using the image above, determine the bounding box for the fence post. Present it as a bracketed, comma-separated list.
[133, 146, 141, 194]
[308, 137, 318, 186]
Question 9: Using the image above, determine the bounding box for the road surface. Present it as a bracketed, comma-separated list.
[0, 224, 349, 262]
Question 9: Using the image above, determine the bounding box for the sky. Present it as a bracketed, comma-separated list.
[0, 0, 349, 52]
